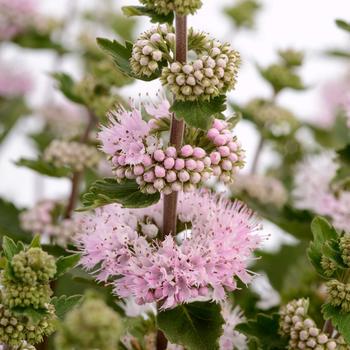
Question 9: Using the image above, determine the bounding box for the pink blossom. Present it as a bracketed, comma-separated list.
[76, 190, 263, 309]
[98, 108, 150, 164]
[145, 95, 172, 120]
[0, 62, 32, 97]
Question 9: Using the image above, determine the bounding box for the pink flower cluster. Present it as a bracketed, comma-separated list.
[0, 0, 36, 40]
[20, 200, 78, 246]
[98, 99, 244, 194]
[0, 62, 32, 98]
[293, 152, 350, 232]
[76, 190, 263, 309]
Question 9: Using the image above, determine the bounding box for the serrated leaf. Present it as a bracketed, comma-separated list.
[2, 236, 22, 260]
[16, 158, 71, 178]
[29, 234, 41, 248]
[170, 95, 227, 130]
[322, 303, 350, 344]
[122, 5, 174, 24]
[97, 37, 160, 81]
[157, 301, 224, 350]
[308, 217, 339, 277]
[236, 313, 287, 349]
[336, 19, 350, 33]
[80, 178, 160, 211]
[52, 295, 83, 320]
[55, 254, 81, 279]
[52, 73, 84, 104]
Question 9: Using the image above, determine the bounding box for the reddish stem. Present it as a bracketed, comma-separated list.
[158, 15, 188, 350]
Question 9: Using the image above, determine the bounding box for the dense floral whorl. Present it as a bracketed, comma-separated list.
[98, 99, 245, 194]
[76, 190, 263, 309]
[130, 25, 241, 101]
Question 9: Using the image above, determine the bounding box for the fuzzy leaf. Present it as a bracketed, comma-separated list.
[52, 73, 84, 104]
[55, 254, 81, 279]
[157, 301, 224, 350]
[80, 178, 160, 210]
[322, 303, 350, 344]
[16, 158, 71, 178]
[170, 95, 227, 130]
[236, 313, 287, 349]
[122, 6, 174, 24]
[52, 295, 83, 320]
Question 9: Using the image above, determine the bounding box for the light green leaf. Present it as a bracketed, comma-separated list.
[80, 178, 160, 211]
[12, 306, 49, 324]
[170, 95, 227, 130]
[2, 236, 22, 260]
[157, 301, 224, 350]
[52, 72, 84, 104]
[29, 234, 41, 248]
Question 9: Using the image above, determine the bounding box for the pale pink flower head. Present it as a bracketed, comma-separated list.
[0, 0, 37, 40]
[76, 190, 264, 309]
[145, 94, 171, 120]
[98, 107, 150, 165]
[0, 62, 32, 97]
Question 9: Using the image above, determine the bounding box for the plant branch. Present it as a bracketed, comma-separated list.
[158, 14, 188, 350]
[64, 110, 97, 218]
[250, 134, 264, 174]
[162, 15, 187, 239]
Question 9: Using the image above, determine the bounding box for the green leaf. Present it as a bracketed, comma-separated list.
[122, 5, 174, 24]
[308, 217, 339, 277]
[55, 254, 81, 279]
[52, 295, 83, 320]
[29, 235, 41, 248]
[2, 236, 22, 260]
[0, 198, 29, 242]
[322, 303, 350, 344]
[80, 178, 160, 210]
[16, 158, 71, 178]
[325, 49, 350, 59]
[336, 19, 350, 33]
[52, 73, 85, 104]
[157, 301, 224, 350]
[236, 313, 287, 349]
[0, 97, 30, 144]
[170, 95, 227, 130]
[97, 38, 162, 82]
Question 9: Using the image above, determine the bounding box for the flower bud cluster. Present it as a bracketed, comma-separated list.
[130, 25, 174, 78]
[111, 118, 243, 194]
[279, 299, 338, 350]
[327, 280, 350, 312]
[55, 297, 123, 350]
[161, 38, 240, 101]
[0, 303, 55, 347]
[16, 341, 36, 350]
[320, 256, 337, 277]
[244, 98, 298, 136]
[340, 233, 350, 267]
[206, 119, 245, 184]
[1, 276, 52, 309]
[20, 200, 77, 246]
[43, 139, 100, 172]
[278, 49, 304, 67]
[139, 0, 203, 16]
[11, 248, 56, 285]
[231, 173, 288, 208]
